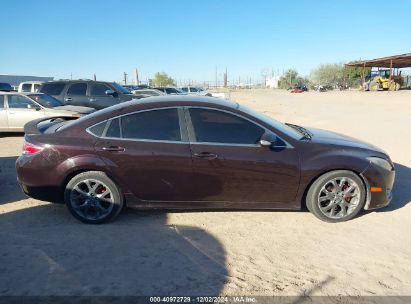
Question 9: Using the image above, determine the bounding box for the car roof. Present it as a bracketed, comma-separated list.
[20, 81, 43, 84]
[136, 95, 237, 107]
[43, 80, 114, 84]
[74, 95, 239, 127]
[0, 92, 45, 95]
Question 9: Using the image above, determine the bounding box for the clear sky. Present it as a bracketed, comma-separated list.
[2, 0, 410, 84]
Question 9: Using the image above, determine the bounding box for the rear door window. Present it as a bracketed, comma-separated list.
[8, 95, 35, 109]
[121, 108, 181, 141]
[88, 121, 107, 137]
[40, 83, 65, 95]
[67, 83, 87, 96]
[106, 118, 121, 138]
[0, 95, 4, 108]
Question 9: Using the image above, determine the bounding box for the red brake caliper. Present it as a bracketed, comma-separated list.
[342, 183, 352, 203]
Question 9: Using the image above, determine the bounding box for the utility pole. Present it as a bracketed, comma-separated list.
[215, 66, 218, 88]
[224, 68, 228, 88]
[123, 72, 128, 85]
[134, 69, 139, 85]
[93, 74, 96, 81]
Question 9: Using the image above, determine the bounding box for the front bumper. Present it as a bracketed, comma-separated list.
[361, 162, 395, 210]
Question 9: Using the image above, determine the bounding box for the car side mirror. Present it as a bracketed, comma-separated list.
[105, 89, 116, 96]
[259, 132, 277, 147]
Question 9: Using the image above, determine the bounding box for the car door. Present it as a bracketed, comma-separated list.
[0, 95, 8, 130]
[94, 107, 194, 202]
[64, 82, 89, 106]
[89, 83, 120, 109]
[186, 107, 300, 206]
[6, 95, 45, 130]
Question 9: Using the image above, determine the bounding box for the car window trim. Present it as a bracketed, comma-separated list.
[184, 106, 293, 148]
[86, 106, 189, 143]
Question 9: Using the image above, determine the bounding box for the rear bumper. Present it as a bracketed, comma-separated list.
[362, 163, 395, 210]
[18, 182, 64, 203]
[16, 154, 64, 203]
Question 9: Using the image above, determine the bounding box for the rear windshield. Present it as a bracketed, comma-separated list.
[28, 94, 63, 108]
[40, 83, 65, 95]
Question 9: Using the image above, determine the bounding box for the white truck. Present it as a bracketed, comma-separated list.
[18, 81, 43, 93]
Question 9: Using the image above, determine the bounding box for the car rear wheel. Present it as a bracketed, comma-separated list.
[64, 171, 124, 224]
[306, 170, 366, 222]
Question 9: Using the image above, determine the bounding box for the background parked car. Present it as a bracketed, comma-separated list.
[180, 86, 202, 94]
[0, 92, 94, 132]
[39, 80, 146, 110]
[123, 84, 149, 91]
[18, 81, 43, 93]
[129, 88, 165, 96]
[153, 87, 185, 95]
[0, 83, 13, 92]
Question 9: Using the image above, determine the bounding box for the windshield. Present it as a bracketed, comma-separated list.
[239, 104, 303, 140]
[28, 94, 63, 108]
[111, 83, 131, 94]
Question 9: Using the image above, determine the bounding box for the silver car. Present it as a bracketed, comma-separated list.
[0, 92, 95, 132]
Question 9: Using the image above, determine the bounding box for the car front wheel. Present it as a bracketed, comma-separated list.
[306, 170, 366, 222]
[64, 171, 124, 224]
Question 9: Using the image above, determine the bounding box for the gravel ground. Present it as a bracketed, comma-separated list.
[0, 89, 410, 297]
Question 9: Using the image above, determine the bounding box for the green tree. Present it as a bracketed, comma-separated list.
[310, 63, 344, 88]
[278, 69, 298, 89]
[152, 72, 175, 87]
[344, 66, 371, 88]
[277, 69, 309, 89]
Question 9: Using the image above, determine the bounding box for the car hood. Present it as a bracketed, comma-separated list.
[307, 127, 387, 154]
[52, 105, 96, 114]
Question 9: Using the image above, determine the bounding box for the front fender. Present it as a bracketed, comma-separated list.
[294, 147, 370, 206]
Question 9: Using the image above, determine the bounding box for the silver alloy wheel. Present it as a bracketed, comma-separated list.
[70, 179, 114, 221]
[317, 177, 361, 219]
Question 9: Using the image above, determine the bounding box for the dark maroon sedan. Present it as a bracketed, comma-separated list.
[16, 96, 395, 223]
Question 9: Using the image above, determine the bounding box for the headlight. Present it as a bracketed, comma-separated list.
[367, 157, 393, 171]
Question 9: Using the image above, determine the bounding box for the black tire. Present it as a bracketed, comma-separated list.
[64, 171, 124, 224]
[306, 170, 366, 223]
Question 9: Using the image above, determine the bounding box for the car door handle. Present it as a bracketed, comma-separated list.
[89, 98, 96, 102]
[193, 152, 218, 160]
[64, 97, 72, 102]
[101, 146, 125, 152]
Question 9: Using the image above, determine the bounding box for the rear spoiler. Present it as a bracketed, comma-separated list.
[24, 116, 78, 135]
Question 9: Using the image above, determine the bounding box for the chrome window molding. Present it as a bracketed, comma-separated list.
[86, 105, 294, 148]
[86, 106, 186, 144]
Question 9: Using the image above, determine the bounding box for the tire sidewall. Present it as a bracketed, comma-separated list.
[306, 170, 366, 223]
[65, 171, 123, 224]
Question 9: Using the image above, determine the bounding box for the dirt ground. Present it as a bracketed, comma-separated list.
[0, 89, 410, 297]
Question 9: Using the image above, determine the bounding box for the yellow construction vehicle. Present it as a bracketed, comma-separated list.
[365, 69, 403, 91]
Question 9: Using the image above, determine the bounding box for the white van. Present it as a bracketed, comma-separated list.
[18, 81, 43, 93]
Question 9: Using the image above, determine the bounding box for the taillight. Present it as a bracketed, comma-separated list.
[22, 142, 43, 155]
